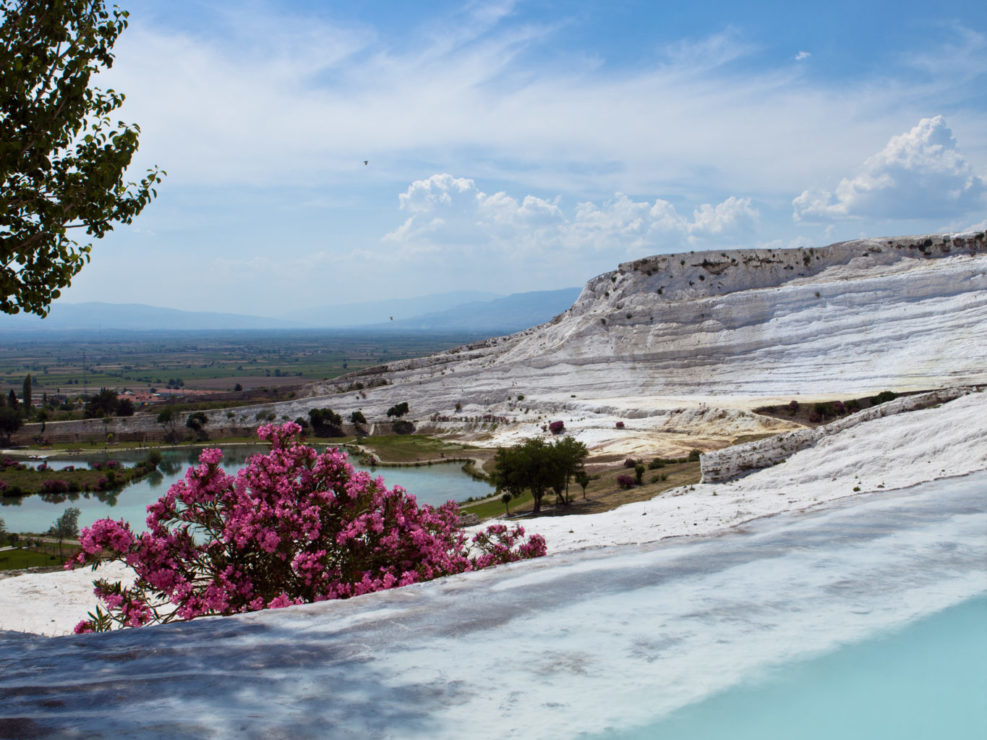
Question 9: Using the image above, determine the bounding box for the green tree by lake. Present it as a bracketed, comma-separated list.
[491, 436, 588, 514]
[49, 506, 80, 560]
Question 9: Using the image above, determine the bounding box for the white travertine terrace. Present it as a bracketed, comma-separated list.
[1, 231, 985, 737]
[240, 230, 987, 458]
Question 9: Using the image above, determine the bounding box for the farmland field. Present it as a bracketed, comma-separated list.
[0, 329, 486, 399]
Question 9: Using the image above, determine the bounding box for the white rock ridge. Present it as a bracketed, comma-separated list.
[21, 231, 982, 457]
[231, 230, 986, 457]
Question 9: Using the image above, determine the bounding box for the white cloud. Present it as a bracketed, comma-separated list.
[795, 51, 810, 61]
[793, 116, 986, 221]
[385, 174, 758, 258]
[94, 4, 987, 199]
[903, 25, 986, 83]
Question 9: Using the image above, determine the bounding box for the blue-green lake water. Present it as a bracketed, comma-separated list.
[600, 593, 987, 740]
[0, 445, 493, 533]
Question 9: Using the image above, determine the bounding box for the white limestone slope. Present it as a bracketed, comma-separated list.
[220, 231, 987, 457]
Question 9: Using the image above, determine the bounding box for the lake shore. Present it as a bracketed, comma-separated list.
[1, 390, 983, 637]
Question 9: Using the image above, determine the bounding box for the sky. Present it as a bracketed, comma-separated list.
[46, 0, 987, 317]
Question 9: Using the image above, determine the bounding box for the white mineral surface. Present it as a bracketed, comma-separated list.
[1, 233, 985, 737]
[210, 232, 987, 459]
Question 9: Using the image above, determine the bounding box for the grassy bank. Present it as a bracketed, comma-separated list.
[460, 460, 702, 520]
[0, 535, 80, 572]
[0, 454, 160, 496]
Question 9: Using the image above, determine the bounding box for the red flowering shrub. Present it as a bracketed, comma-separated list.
[548, 420, 565, 434]
[71, 423, 546, 632]
[616, 474, 635, 489]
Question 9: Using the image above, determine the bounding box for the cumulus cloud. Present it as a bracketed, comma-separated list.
[385, 174, 564, 252]
[385, 174, 758, 257]
[793, 116, 986, 222]
[795, 51, 811, 61]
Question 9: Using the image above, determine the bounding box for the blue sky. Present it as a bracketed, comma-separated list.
[51, 0, 987, 316]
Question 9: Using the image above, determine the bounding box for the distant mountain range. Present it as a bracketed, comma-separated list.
[0, 302, 299, 332]
[369, 288, 582, 333]
[0, 288, 582, 335]
[279, 291, 501, 327]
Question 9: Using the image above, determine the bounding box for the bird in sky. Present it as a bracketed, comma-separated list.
[363, 160, 369, 166]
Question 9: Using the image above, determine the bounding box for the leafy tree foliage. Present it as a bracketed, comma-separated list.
[0, 0, 164, 316]
[49, 505, 80, 559]
[574, 470, 590, 499]
[0, 405, 21, 441]
[386, 402, 409, 418]
[115, 397, 134, 416]
[50, 505, 81, 538]
[185, 411, 208, 440]
[350, 410, 366, 425]
[84, 387, 117, 418]
[156, 405, 179, 443]
[491, 436, 588, 514]
[21, 373, 31, 411]
[155, 406, 175, 424]
[308, 407, 343, 437]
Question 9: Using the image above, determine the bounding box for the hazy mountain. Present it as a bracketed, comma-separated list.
[371, 288, 583, 333]
[0, 288, 579, 334]
[282, 291, 502, 327]
[0, 302, 303, 332]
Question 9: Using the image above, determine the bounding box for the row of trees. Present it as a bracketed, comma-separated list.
[302, 406, 404, 438]
[491, 436, 589, 514]
[83, 388, 135, 418]
[0, 375, 34, 441]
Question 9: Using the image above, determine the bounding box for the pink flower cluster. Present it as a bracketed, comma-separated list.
[71, 422, 547, 632]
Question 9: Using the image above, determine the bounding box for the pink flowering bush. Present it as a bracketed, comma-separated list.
[71, 423, 546, 633]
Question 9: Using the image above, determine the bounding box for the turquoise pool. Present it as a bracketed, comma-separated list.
[600, 593, 987, 739]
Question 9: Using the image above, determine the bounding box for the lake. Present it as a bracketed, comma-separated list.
[0, 444, 494, 534]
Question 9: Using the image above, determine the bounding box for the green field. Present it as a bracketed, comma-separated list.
[0, 329, 485, 397]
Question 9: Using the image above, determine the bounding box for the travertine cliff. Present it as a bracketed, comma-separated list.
[294, 230, 986, 454]
[17, 231, 986, 457]
[313, 230, 986, 399]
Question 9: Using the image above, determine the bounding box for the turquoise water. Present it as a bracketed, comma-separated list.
[600, 594, 987, 740]
[0, 445, 493, 533]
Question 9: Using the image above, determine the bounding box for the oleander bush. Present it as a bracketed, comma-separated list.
[71, 423, 546, 632]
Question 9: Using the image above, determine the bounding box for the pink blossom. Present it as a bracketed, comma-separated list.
[70, 423, 547, 632]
